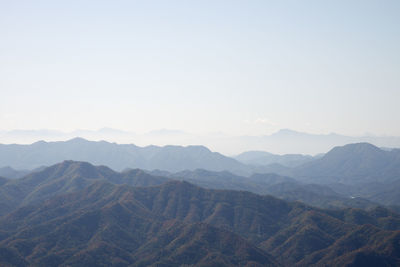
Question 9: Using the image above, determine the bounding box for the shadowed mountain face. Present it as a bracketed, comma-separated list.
[0, 161, 400, 266]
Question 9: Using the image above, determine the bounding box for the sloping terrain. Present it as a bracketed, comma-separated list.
[0, 161, 168, 216]
[0, 162, 400, 266]
[0, 182, 277, 266]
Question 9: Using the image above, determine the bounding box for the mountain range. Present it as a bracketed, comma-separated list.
[0, 160, 400, 266]
[0, 138, 249, 174]
[2, 138, 399, 180]
[146, 169, 379, 211]
[290, 143, 400, 184]
[1, 139, 400, 209]
[2, 128, 400, 155]
[247, 143, 400, 209]
[234, 150, 316, 167]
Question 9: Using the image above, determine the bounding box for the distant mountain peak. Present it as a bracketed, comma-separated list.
[327, 142, 382, 155]
[295, 142, 400, 184]
[273, 129, 301, 135]
[39, 160, 106, 181]
[32, 140, 48, 145]
[67, 137, 90, 143]
[186, 145, 212, 152]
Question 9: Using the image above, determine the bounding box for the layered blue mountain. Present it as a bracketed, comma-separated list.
[2, 140, 400, 209]
[234, 150, 314, 167]
[294, 143, 400, 184]
[0, 138, 253, 174]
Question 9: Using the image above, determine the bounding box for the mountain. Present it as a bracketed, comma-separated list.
[328, 180, 400, 210]
[168, 169, 296, 193]
[0, 166, 30, 179]
[235, 151, 314, 167]
[294, 143, 400, 184]
[0, 176, 8, 186]
[247, 143, 400, 208]
[0, 160, 379, 215]
[0, 181, 277, 266]
[236, 129, 400, 155]
[0, 161, 169, 216]
[2, 128, 400, 155]
[0, 138, 250, 174]
[3, 139, 400, 209]
[0, 166, 47, 179]
[1, 170, 400, 266]
[154, 169, 378, 210]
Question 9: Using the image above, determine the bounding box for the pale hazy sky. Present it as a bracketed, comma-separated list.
[1, 0, 399, 136]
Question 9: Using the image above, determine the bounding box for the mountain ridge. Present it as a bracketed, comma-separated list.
[0, 138, 251, 175]
[294, 143, 400, 184]
[2, 128, 400, 155]
[1, 175, 400, 266]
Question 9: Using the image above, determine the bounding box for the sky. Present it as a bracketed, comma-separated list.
[1, 0, 399, 137]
